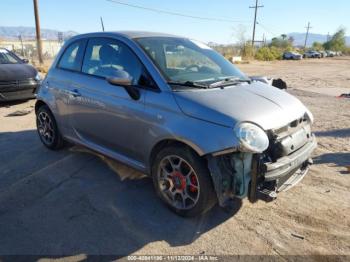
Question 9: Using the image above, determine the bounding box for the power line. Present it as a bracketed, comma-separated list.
[304, 22, 312, 48]
[106, 0, 249, 23]
[259, 22, 284, 35]
[249, 0, 264, 46]
[256, 22, 277, 37]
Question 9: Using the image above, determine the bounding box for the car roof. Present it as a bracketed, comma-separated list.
[115, 31, 181, 38]
[72, 31, 183, 40]
[0, 48, 10, 53]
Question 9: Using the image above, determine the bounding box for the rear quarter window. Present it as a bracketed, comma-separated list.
[58, 40, 85, 71]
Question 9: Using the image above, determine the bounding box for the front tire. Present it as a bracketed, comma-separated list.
[36, 105, 64, 150]
[152, 145, 217, 217]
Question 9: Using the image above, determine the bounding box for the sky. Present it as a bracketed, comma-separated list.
[1, 0, 349, 44]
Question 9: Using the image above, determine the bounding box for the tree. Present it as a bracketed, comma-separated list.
[232, 25, 255, 58]
[288, 36, 295, 45]
[281, 34, 287, 40]
[270, 36, 292, 49]
[312, 41, 324, 51]
[234, 24, 248, 47]
[323, 28, 346, 51]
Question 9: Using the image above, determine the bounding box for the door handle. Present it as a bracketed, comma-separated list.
[68, 89, 81, 97]
[43, 81, 51, 90]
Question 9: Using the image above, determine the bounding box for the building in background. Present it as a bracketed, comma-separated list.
[0, 39, 63, 62]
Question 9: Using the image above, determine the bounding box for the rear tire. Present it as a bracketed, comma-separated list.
[36, 105, 65, 150]
[152, 145, 217, 217]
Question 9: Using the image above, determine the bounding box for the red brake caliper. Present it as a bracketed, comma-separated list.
[189, 174, 198, 193]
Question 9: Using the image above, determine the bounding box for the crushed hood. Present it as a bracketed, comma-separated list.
[0, 64, 37, 81]
[173, 82, 307, 130]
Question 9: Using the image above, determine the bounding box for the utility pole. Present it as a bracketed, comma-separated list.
[33, 0, 43, 64]
[18, 35, 25, 57]
[304, 22, 312, 49]
[100, 17, 105, 32]
[249, 0, 264, 46]
[57, 32, 63, 45]
[262, 33, 266, 46]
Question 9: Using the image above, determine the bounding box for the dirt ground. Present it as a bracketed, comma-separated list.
[0, 57, 349, 260]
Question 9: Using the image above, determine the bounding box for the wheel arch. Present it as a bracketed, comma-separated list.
[149, 138, 205, 172]
[35, 99, 50, 114]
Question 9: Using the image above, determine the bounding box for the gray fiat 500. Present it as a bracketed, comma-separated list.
[35, 31, 317, 217]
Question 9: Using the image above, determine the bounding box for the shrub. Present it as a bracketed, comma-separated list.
[241, 43, 255, 60]
[343, 47, 350, 55]
[270, 47, 282, 59]
[255, 47, 282, 61]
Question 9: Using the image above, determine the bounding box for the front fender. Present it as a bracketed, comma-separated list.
[142, 91, 240, 170]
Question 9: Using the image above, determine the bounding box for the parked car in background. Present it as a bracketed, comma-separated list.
[0, 48, 41, 102]
[283, 51, 303, 60]
[35, 31, 317, 217]
[303, 50, 321, 58]
[335, 51, 342, 56]
[325, 50, 334, 57]
[319, 51, 327, 58]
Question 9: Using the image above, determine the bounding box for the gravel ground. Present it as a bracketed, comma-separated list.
[0, 57, 349, 260]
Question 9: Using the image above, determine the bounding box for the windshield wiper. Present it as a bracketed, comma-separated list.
[209, 77, 251, 88]
[167, 81, 209, 89]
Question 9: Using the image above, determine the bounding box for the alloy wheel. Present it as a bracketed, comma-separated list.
[157, 155, 200, 210]
[37, 111, 55, 145]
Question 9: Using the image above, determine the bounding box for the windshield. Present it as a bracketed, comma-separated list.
[0, 49, 21, 64]
[135, 37, 248, 86]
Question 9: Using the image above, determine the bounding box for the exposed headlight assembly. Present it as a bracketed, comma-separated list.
[34, 73, 42, 82]
[305, 109, 314, 124]
[234, 122, 269, 153]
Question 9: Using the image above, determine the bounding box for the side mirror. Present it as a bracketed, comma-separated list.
[106, 77, 140, 101]
[22, 59, 29, 64]
[107, 77, 132, 86]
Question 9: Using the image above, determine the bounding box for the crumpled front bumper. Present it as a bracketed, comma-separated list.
[264, 135, 317, 182]
[250, 135, 317, 201]
[207, 135, 317, 206]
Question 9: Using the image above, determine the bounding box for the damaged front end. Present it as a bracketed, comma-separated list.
[207, 117, 317, 207]
[207, 152, 253, 206]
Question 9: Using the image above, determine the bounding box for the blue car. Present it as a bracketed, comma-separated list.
[35, 32, 316, 216]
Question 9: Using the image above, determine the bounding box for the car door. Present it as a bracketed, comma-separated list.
[46, 39, 86, 136]
[68, 37, 152, 165]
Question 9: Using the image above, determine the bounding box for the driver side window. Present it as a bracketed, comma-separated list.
[82, 38, 143, 85]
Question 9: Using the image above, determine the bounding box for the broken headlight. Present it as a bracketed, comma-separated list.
[234, 122, 269, 153]
[35, 73, 42, 82]
[305, 109, 314, 124]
